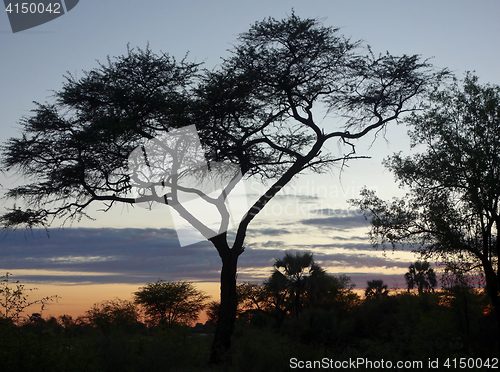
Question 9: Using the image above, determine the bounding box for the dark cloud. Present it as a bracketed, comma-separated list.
[260, 241, 285, 248]
[317, 242, 372, 251]
[329, 235, 370, 242]
[244, 192, 319, 201]
[0, 228, 293, 284]
[247, 228, 291, 237]
[0, 228, 221, 284]
[311, 208, 363, 217]
[316, 252, 409, 270]
[300, 215, 367, 230]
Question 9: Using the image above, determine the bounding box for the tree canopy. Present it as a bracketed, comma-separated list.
[351, 73, 500, 346]
[133, 280, 209, 327]
[0, 14, 444, 234]
[85, 299, 139, 334]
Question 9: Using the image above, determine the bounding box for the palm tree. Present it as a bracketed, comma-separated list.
[265, 252, 326, 318]
[365, 279, 389, 300]
[404, 261, 438, 294]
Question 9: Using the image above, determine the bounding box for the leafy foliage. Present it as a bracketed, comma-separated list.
[0, 14, 445, 233]
[134, 280, 209, 327]
[351, 73, 500, 335]
[0, 272, 57, 324]
[85, 298, 139, 334]
[206, 282, 269, 324]
[0, 46, 200, 227]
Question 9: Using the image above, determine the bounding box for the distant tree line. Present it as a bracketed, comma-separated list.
[0, 256, 477, 329]
[0, 252, 496, 371]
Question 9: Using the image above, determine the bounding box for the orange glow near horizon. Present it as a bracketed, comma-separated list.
[17, 282, 221, 324]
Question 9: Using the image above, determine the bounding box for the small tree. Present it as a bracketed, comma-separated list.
[85, 298, 139, 334]
[134, 280, 209, 327]
[206, 301, 221, 324]
[365, 279, 389, 300]
[0, 272, 57, 324]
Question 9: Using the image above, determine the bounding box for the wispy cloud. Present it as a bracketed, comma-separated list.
[247, 228, 291, 237]
[301, 215, 367, 230]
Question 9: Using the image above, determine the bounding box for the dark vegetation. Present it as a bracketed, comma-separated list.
[0, 254, 497, 372]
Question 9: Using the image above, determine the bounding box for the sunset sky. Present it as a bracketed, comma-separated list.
[1, 0, 499, 320]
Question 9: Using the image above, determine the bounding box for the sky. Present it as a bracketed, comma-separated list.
[1, 0, 499, 319]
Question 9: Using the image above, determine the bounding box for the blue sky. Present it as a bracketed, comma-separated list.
[1, 1, 499, 310]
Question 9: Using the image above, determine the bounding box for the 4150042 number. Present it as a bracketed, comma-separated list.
[444, 358, 498, 369]
[5, 3, 61, 14]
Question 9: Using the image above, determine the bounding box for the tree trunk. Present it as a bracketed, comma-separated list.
[209, 233, 242, 365]
[481, 257, 500, 354]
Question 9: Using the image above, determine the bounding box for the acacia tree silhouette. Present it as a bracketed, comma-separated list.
[133, 280, 209, 327]
[0, 14, 446, 364]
